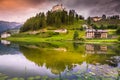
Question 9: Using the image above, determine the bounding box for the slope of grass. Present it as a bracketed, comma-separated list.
[7, 30, 84, 42]
[6, 29, 119, 43]
[93, 19, 120, 26]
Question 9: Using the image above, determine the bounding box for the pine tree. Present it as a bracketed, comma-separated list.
[87, 17, 92, 25]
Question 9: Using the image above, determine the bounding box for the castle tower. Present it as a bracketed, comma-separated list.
[51, 0, 65, 12]
[52, 5, 64, 12]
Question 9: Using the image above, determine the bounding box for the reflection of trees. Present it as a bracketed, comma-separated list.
[20, 46, 84, 74]
[19, 43, 119, 75]
[73, 42, 84, 50]
[19, 42, 59, 49]
[73, 42, 79, 50]
[86, 54, 118, 65]
[73, 42, 85, 53]
[114, 44, 120, 55]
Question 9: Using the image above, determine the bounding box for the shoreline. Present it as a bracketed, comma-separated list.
[3, 37, 118, 44]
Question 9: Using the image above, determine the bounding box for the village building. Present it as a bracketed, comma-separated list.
[1, 32, 11, 38]
[52, 4, 65, 12]
[54, 29, 67, 33]
[82, 24, 88, 29]
[86, 29, 108, 38]
[91, 17, 102, 22]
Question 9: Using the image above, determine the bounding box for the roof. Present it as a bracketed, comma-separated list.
[86, 29, 96, 32]
[91, 16, 102, 18]
[86, 29, 108, 33]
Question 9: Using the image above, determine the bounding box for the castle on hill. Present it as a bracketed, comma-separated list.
[51, 4, 65, 12]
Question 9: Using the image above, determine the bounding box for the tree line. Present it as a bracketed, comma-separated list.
[101, 14, 119, 20]
[20, 10, 83, 32]
[86, 14, 120, 30]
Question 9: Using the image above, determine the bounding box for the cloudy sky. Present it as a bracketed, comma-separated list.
[0, 0, 119, 22]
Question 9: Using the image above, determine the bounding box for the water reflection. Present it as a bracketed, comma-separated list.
[1, 40, 11, 45]
[0, 41, 19, 55]
[86, 44, 108, 54]
[0, 41, 119, 79]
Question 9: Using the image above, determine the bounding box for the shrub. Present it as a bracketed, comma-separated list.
[78, 38, 85, 41]
[116, 27, 120, 35]
[107, 25, 118, 29]
[37, 32, 59, 38]
[73, 31, 79, 40]
[118, 36, 120, 41]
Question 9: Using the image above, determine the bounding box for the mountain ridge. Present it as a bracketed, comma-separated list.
[0, 20, 23, 33]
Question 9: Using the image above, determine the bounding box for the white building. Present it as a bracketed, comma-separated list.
[54, 29, 67, 33]
[1, 32, 11, 38]
[91, 17, 102, 22]
[82, 24, 88, 29]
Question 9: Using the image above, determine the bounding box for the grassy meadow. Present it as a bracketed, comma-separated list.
[6, 29, 118, 43]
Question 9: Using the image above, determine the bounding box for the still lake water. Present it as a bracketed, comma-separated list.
[0, 40, 120, 80]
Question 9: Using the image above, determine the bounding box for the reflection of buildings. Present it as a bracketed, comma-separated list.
[54, 48, 67, 52]
[86, 44, 108, 54]
[1, 40, 11, 45]
[86, 44, 94, 54]
[100, 45, 107, 51]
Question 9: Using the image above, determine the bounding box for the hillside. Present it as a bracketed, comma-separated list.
[20, 9, 85, 32]
[92, 19, 120, 28]
[0, 21, 22, 33]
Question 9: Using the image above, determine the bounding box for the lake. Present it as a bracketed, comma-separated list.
[0, 40, 120, 80]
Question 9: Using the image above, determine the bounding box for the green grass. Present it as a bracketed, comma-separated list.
[46, 20, 86, 30]
[7, 30, 76, 42]
[65, 20, 86, 29]
[6, 29, 119, 43]
[86, 39, 118, 43]
[108, 29, 116, 35]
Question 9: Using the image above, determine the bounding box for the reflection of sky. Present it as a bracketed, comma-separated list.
[0, 53, 119, 79]
[0, 43, 19, 55]
[0, 41, 58, 78]
[0, 53, 58, 78]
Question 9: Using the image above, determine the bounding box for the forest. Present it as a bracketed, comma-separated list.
[20, 10, 84, 32]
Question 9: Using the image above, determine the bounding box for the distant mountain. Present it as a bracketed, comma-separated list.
[0, 21, 23, 33]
